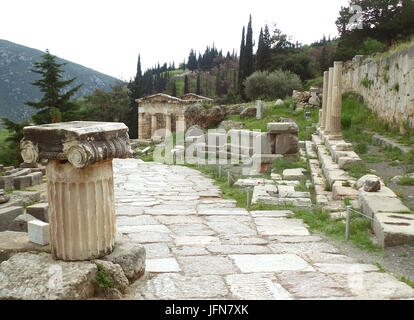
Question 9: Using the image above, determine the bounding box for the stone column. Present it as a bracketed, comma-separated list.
[320, 71, 329, 130]
[177, 115, 186, 133]
[138, 113, 145, 139]
[21, 121, 132, 261]
[165, 114, 172, 136]
[151, 114, 157, 137]
[330, 61, 343, 137]
[324, 67, 334, 134]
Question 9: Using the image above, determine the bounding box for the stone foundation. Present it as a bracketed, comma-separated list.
[342, 44, 414, 129]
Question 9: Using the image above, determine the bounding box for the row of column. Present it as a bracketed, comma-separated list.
[138, 113, 185, 139]
[319, 61, 343, 138]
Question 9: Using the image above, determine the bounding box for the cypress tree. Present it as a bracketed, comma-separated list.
[184, 75, 189, 94]
[256, 24, 271, 71]
[25, 49, 82, 125]
[127, 54, 143, 139]
[262, 24, 271, 70]
[171, 81, 177, 97]
[245, 15, 254, 77]
[196, 73, 201, 95]
[256, 28, 264, 71]
[237, 26, 246, 98]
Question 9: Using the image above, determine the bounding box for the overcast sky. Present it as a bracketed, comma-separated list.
[1, 0, 350, 81]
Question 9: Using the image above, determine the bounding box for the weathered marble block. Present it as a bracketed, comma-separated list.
[275, 134, 298, 155]
[26, 203, 49, 223]
[28, 220, 50, 246]
[267, 122, 298, 134]
[13, 175, 32, 190]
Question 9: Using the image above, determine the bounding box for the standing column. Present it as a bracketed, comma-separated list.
[177, 115, 186, 133]
[138, 113, 145, 139]
[165, 114, 172, 136]
[151, 114, 157, 137]
[320, 71, 329, 131]
[331, 61, 343, 137]
[20, 121, 132, 261]
[324, 67, 334, 134]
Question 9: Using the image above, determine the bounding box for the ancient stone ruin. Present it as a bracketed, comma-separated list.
[20, 121, 132, 261]
[252, 121, 299, 173]
[292, 87, 322, 110]
[315, 61, 414, 248]
[136, 93, 213, 140]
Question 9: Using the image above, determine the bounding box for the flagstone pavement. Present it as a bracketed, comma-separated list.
[113, 159, 414, 300]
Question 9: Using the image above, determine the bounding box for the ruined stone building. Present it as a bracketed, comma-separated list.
[136, 93, 213, 139]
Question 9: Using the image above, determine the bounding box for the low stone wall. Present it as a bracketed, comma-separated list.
[342, 44, 414, 128]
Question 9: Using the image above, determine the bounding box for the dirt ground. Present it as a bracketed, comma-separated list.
[364, 145, 414, 212]
[318, 230, 414, 285]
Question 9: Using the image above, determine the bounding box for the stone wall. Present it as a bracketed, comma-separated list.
[342, 44, 414, 128]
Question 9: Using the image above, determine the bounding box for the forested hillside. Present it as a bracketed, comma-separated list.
[0, 39, 119, 123]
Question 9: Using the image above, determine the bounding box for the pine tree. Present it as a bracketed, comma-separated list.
[196, 73, 201, 95]
[25, 49, 82, 124]
[319, 46, 329, 73]
[262, 24, 271, 69]
[188, 49, 198, 71]
[184, 75, 189, 94]
[0, 117, 31, 164]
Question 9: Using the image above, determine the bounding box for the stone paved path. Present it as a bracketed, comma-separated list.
[113, 159, 414, 300]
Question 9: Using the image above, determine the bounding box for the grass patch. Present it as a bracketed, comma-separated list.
[397, 176, 414, 186]
[341, 92, 414, 148]
[304, 77, 323, 91]
[399, 276, 414, 289]
[374, 262, 387, 273]
[295, 178, 309, 192]
[294, 208, 380, 252]
[271, 157, 308, 175]
[227, 100, 318, 141]
[343, 162, 371, 179]
[134, 145, 156, 162]
[383, 146, 404, 162]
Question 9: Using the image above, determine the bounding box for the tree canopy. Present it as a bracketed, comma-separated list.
[24, 49, 82, 125]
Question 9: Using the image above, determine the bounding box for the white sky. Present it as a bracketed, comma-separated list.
[0, 0, 350, 81]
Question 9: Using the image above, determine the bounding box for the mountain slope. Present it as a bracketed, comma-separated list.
[0, 39, 119, 123]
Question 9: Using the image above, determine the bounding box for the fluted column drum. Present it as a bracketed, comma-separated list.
[331, 61, 343, 136]
[320, 71, 329, 130]
[324, 67, 334, 134]
[46, 159, 116, 261]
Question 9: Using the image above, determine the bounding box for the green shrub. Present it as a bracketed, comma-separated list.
[244, 70, 302, 101]
[392, 82, 400, 92]
[356, 39, 387, 56]
[92, 262, 114, 288]
[361, 76, 374, 88]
